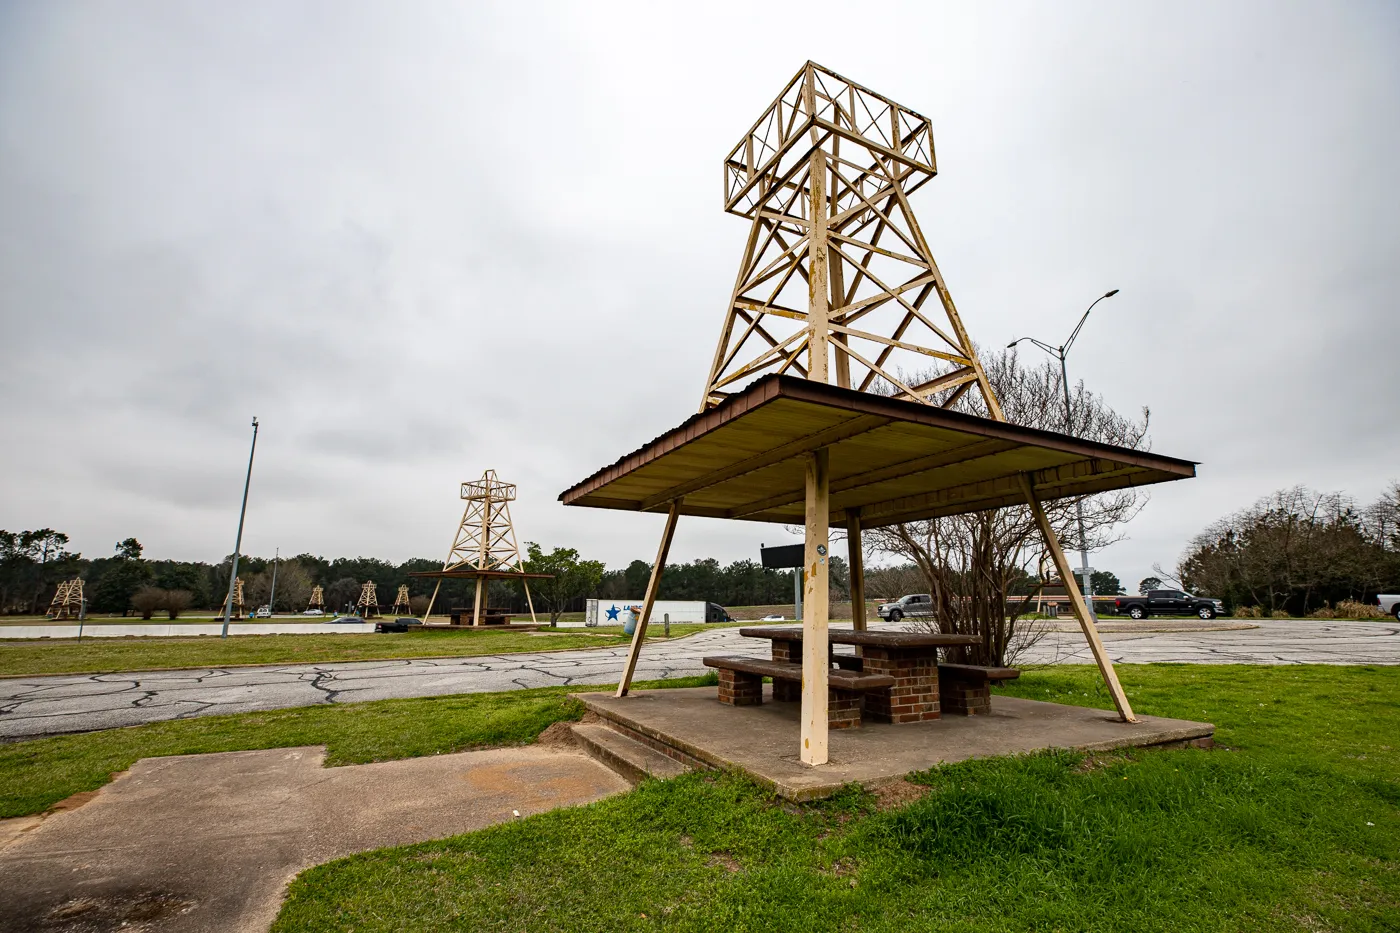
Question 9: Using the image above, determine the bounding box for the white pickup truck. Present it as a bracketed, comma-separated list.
[1378, 595, 1400, 621]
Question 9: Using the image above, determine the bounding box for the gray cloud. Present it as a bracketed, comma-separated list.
[2, 1, 1397, 589]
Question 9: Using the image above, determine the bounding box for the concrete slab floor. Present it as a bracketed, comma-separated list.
[576, 687, 1214, 800]
[0, 744, 631, 933]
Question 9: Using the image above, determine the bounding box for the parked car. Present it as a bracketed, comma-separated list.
[1113, 590, 1225, 620]
[876, 594, 935, 623]
[375, 617, 423, 633]
[1377, 595, 1400, 620]
[760, 614, 786, 622]
[301, 608, 324, 616]
[253, 606, 272, 618]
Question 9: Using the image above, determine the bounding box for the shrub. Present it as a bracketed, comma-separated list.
[164, 589, 193, 620]
[130, 586, 167, 621]
[1337, 599, 1387, 619]
[1310, 599, 1385, 620]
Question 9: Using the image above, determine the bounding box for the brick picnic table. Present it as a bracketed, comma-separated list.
[730, 626, 986, 724]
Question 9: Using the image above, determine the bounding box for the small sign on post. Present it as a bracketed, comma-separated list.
[761, 543, 807, 622]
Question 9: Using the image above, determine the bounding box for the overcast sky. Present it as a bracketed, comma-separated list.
[2, 1, 1397, 590]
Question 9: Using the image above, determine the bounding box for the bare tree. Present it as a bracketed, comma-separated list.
[862, 563, 926, 600]
[1364, 480, 1400, 552]
[268, 561, 314, 612]
[1179, 485, 1391, 614]
[164, 589, 193, 620]
[245, 572, 272, 610]
[865, 348, 1150, 665]
[325, 577, 361, 614]
[130, 585, 166, 621]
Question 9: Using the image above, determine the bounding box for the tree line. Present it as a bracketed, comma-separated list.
[2, 523, 1126, 625]
[1178, 483, 1400, 615]
[0, 533, 835, 620]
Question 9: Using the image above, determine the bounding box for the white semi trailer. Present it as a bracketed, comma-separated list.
[584, 599, 732, 627]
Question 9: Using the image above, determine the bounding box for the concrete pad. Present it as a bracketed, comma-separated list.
[0, 744, 631, 933]
[576, 686, 1214, 800]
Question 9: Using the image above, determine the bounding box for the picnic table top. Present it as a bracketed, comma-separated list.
[737, 626, 981, 648]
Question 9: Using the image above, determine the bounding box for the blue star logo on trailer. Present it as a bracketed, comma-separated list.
[606, 605, 621, 621]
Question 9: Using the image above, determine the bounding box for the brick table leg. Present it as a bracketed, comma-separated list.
[717, 668, 763, 706]
[938, 672, 991, 715]
[770, 639, 802, 701]
[827, 688, 863, 729]
[862, 647, 941, 723]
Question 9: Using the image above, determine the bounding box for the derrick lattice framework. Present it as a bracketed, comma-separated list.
[702, 61, 1004, 419]
[443, 470, 525, 575]
[47, 578, 83, 620]
[390, 585, 412, 616]
[307, 585, 324, 612]
[421, 469, 539, 625]
[357, 581, 380, 619]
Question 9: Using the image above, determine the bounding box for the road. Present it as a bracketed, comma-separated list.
[2, 620, 1396, 740]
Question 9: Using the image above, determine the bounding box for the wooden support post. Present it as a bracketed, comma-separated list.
[471, 576, 485, 627]
[421, 580, 443, 622]
[846, 508, 866, 632]
[475, 500, 491, 625]
[1018, 474, 1136, 722]
[615, 501, 681, 697]
[802, 449, 831, 765]
[807, 149, 830, 384]
[828, 156, 851, 390]
[522, 578, 538, 625]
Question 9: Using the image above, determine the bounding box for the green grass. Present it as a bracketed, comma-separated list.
[0, 674, 717, 818]
[272, 665, 1400, 932]
[0, 626, 735, 678]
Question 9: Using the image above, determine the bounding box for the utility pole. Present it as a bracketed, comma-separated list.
[1008, 290, 1119, 620]
[268, 547, 279, 616]
[221, 418, 259, 638]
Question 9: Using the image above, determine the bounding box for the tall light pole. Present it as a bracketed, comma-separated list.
[268, 547, 279, 617]
[1008, 289, 1119, 619]
[220, 417, 259, 638]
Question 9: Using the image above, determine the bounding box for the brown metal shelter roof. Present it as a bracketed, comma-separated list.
[559, 375, 1196, 527]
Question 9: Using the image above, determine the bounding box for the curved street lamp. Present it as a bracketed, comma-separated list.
[1006, 289, 1119, 617]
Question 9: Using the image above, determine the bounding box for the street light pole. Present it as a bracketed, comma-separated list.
[220, 418, 259, 638]
[268, 547, 279, 617]
[1008, 290, 1119, 620]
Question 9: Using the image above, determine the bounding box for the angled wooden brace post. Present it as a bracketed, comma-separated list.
[1017, 473, 1137, 723]
[846, 507, 866, 632]
[615, 500, 682, 697]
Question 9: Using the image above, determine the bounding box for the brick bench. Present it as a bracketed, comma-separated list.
[702, 656, 895, 729]
[937, 663, 1020, 716]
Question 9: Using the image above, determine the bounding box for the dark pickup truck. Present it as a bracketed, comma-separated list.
[1114, 590, 1225, 620]
[375, 616, 423, 633]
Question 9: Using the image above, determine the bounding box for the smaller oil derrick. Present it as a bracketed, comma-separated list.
[357, 581, 381, 619]
[47, 578, 84, 620]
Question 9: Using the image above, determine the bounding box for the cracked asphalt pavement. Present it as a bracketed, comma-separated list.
[2, 620, 1396, 740]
